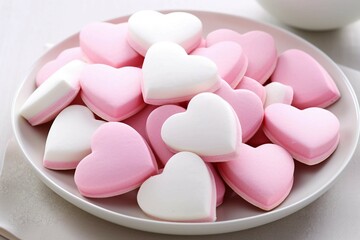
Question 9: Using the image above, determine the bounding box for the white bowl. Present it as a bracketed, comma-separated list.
[12, 10, 360, 235]
[257, 0, 360, 30]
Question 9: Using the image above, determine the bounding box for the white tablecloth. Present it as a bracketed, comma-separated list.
[1, 1, 360, 239]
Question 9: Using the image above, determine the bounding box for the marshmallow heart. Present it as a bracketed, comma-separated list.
[137, 151, 216, 222]
[80, 22, 143, 68]
[80, 64, 145, 121]
[122, 104, 158, 142]
[161, 92, 242, 162]
[263, 103, 340, 165]
[21, 60, 87, 126]
[36, 47, 87, 86]
[270, 49, 340, 109]
[191, 41, 248, 88]
[264, 82, 293, 107]
[127, 10, 202, 56]
[206, 29, 277, 84]
[43, 105, 104, 170]
[146, 105, 186, 167]
[217, 143, 294, 211]
[74, 122, 158, 198]
[215, 80, 264, 142]
[236, 76, 266, 104]
[142, 42, 221, 105]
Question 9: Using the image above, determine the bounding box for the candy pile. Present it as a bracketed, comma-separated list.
[20, 10, 341, 223]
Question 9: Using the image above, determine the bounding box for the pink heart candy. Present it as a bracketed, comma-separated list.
[191, 41, 248, 88]
[263, 103, 340, 165]
[146, 104, 186, 167]
[217, 143, 294, 211]
[80, 64, 145, 121]
[215, 81, 264, 142]
[74, 122, 158, 198]
[36, 47, 87, 86]
[235, 76, 266, 104]
[80, 22, 143, 68]
[206, 29, 277, 84]
[270, 49, 340, 109]
[122, 104, 158, 142]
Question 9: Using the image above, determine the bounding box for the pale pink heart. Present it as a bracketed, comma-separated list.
[36, 47, 87, 86]
[146, 105, 186, 168]
[270, 49, 340, 109]
[191, 41, 248, 88]
[263, 103, 340, 165]
[207, 163, 226, 207]
[217, 143, 294, 211]
[74, 122, 158, 198]
[80, 64, 145, 122]
[215, 80, 264, 142]
[80, 22, 143, 68]
[235, 76, 266, 105]
[122, 104, 158, 142]
[206, 29, 277, 84]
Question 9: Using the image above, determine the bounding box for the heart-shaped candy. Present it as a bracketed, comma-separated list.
[43, 105, 104, 170]
[217, 143, 294, 211]
[122, 104, 158, 142]
[270, 49, 340, 109]
[191, 41, 248, 88]
[215, 80, 264, 142]
[74, 122, 158, 198]
[127, 10, 202, 56]
[146, 105, 186, 167]
[161, 92, 242, 162]
[236, 76, 266, 104]
[21, 60, 87, 126]
[264, 82, 293, 107]
[206, 29, 277, 84]
[142, 42, 221, 105]
[36, 47, 87, 86]
[137, 151, 216, 222]
[80, 64, 145, 121]
[80, 22, 143, 68]
[263, 103, 340, 165]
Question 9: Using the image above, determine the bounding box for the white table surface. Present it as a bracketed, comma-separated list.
[1, 0, 360, 239]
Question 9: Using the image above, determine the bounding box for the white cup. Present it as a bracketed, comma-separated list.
[256, 0, 360, 30]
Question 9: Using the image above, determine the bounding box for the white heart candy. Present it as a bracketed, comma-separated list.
[137, 151, 216, 222]
[127, 10, 202, 56]
[264, 82, 293, 107]
[142, 42, 221, 105]
[43, 105, 104, 170]
[161, 92, 241, 162]
[20, 60, 87, 126]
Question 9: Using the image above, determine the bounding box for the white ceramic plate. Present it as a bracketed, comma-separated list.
[12, 11, 360, 235]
